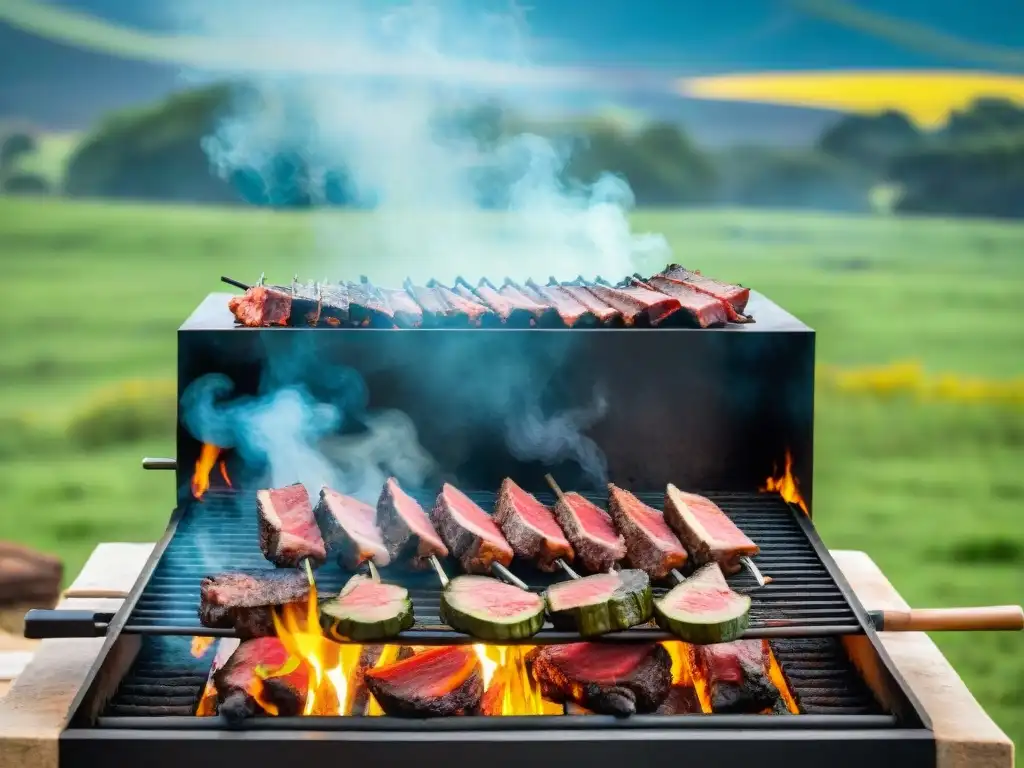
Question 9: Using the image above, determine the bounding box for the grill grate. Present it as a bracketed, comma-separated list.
[101, 634, 881, 719]
[123, 489, 863, 641]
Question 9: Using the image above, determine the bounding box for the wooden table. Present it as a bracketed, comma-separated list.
[0, 545, 1014, 768]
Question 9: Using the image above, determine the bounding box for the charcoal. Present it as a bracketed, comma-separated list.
[199, 569, 311, 638]
[257, 483, 327, 568]
[431, 483, 514, 574]
[607, 484, 687, 580]
[214, 637, 308, 725]
[526, 642, 672, 716]
[364, 646, 484, 717]
[377, 477, 449, 568]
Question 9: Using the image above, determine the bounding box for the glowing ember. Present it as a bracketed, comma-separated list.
[219, 460, 232, 488]
[191, 636, 215, 658]
[473, 644, 561, 716]
[761, 450, 808, 515]
[191, 444, 221, 500]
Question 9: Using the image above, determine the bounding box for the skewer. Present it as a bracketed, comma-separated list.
[428, 554, 450, 588]
[490, 562, 530, 591]
[740, 556, 768, 587]
[220, 276, 251, 291]
[542, 474, 583, 580]
[367, 560, 381, 583]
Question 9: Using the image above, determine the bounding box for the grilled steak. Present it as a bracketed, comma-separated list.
[551, 492, 626, 573]
[500, 280, 562, 326]
[345, 281, 395, 328]
[362, 281, 423, 328]
[664, 485, 759, 575]
[257, 484, 327, 568]
[607, 484, 687, 580]
[691, 639, 783, 713]
[523, 278, 598, 327]
[659, 263, 751, 315]
[428, 281, 498, 327]
[431, 483, 514, 574]
[636, 276, 729, 328]
[199, 569, 311, 638]
[656, 684, 703, 714]
[548, 279, 623, 325]
[314, 487, 390, 569]
[583, 282, 681, 327]
[493, 478, 574, 571]
[214, 637, 308, 724]
[228, 285, 292, 327]
[377, 477, 449, 568]
[349, 646, 416, 714]
[458, 278, 538, 326]
[404, 280, 466, 327]
[526, 642, 672, 715]
[364, 646, 484, 717]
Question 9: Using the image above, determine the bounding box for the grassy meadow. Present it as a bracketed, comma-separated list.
[0, 196, 1021, 743]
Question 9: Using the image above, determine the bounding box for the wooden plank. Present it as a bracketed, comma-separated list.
[0, 543, 153, 768]
[832, 550, 1014, 768]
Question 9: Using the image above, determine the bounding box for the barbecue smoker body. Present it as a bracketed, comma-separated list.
[177, 291, 815, 508]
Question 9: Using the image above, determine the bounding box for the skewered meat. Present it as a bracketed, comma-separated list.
[690, 639, 783, 713]
[664, 485, 759, 575]
[257, 484, 327, 568]
[545, 569, 652, 637]
[313, 487, 390, 569]
[493, 478, 574, 572]
[428, 281, 498, 327]
[457, 278, 538, 326]
[634, 275, 729, 328]
[214, 637, 308, 724]
[583, 282, 681, 327]
[500, 279, 562, 326]
[607, 484, 687, 580]
[360, 278, 423, 328]
[440, 574, 545, 641]
[363, 646, 484, 717]
[527, 642, 672, 716]
[319, 574, 414, 641]
[403, 281, 453, 326]
[523, 279, 598, 327]
[659, 263, 751, 315]
[431, 483, 514, 574]
[551, 492, 626, 573]
[345, 281, 395, 327]
[547, 278, 623, 325]
[228, 285, 292, 327]
[377, 477, 449, 568]
[199, 569, 311, 638]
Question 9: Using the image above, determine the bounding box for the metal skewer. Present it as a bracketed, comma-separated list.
[542, 474, 584, 580]
[428, 554, 450, 588]
[367, 560, 381, 583]
[490, 562, 530, 591]
[740, 556, 768, 587]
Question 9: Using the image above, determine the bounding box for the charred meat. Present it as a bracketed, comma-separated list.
[493, 478, 574, 572]
[523, 279, 597, 327]
[363, 646, 484, 717]
[634, 275, 729, 328]
[691, 639, 783, 714]
[659, 263, 751, 316]
[214, 637, 308, 724]
[458, 278, 537, 326]
[345, 281, 395, 328]
[257, 484, 327, 568]
[607, 484, 687, 580]
[431, 483, 514, 574]
[377, 477, 449, 568]
[551, 492, 626, 573]
[199, 569, 311, 638]
[314, 487, 390, 569]
[583, 282, 681, 327]
[527, 642, 672, 716]
[428, 281, 498, 327]
[547, 279, 623, 325]
[228, 285, 292, 327]
[664, 485, 759, 575]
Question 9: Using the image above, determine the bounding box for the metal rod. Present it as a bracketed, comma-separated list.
[490, 561, 530, 591]
[741, 556, 768, 587]
[428, 555, 449, 588]
[544, 473, 565, 500]
[141, 457, 177, 470]
[367, 560, 380, 583]
[555, 558, 580, 580]
[671, 569, 686, 583]
[220, 276, 250, 291]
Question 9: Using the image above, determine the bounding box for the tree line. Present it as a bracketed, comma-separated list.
[4, 85, 1024, 218]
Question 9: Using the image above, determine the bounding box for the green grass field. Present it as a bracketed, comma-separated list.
[0, 196, 1021, 743]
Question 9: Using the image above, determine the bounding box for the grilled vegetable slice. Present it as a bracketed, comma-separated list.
[653, 562, 750, 643]
[439, 575, 545, 641]
[544, 569, 652, 637]
[319, 574, 414, 642]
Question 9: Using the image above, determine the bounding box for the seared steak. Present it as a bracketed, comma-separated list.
[377, 477, 449, 568]
[691, 639, 783, 713]
[607, 484, 687, 580]
[257, 483, 327, 568]
[493, 478, 574, 572]
[364, 646, 484, 717]
[664, 485, 759, 575]
[314, 487, 390, 569]
[214, 637, 308, 724]
[431, 483, 514, 574]
[199, 569, 311, 638]
[551, 492, 626, 573]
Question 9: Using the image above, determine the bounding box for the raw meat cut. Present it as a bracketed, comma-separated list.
[431, 483, 514, 574]
[493, 478, 574, 572]
[551, 492, 626, 573]
[654, 562, 751, 643]
[664, 485, 759, 575]
[199, 569, 311, 638]
[526, 642, 672, 715]
[313, 487, 390, 569]
[377, 477, 449, 568]
[545, 569, 652, 637]
[637, 276, 729, 328]
[691, 639, 783, 713]
[363, 646, 484, 717]
[440, 574, 545, 641]
[607, 484, 687, 580]
[257, 484, 327, 568]
[319, 574, 414, 641]
[659, 264, 750, 315]
[214, 637, 308, 724]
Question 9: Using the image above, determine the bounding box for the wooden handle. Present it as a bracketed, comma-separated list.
[876, 606, 1024, 632]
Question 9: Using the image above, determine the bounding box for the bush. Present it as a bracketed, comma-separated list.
[65, 380, 177, 449]
[0, 131, 36, 175]
[2, 172, 50, 195]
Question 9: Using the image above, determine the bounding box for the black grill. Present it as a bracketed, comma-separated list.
[124, 489, 861, 642]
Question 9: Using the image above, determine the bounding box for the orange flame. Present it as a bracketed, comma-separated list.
[219, 460, 232, 488]
[761, 450, 809, 515]
[473, 644, 561, 716]
[191, 444, 221, 500]
[191, 636, 215, 658]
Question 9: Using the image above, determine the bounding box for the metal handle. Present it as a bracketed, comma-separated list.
[870, 605, 1024, 632]
[142, 457, 177, 470]
[24, 609, 112, 639]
